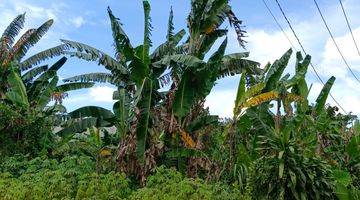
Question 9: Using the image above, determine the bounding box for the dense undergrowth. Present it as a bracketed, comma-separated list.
[0, 155, 243, 200]
[0, 0, 359, 199]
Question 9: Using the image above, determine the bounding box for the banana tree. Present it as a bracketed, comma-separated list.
[0, 13, 69, 99]
[5, 57, 94, 112]
[57, 2, 186, 163]
[1, 57, 94, 156]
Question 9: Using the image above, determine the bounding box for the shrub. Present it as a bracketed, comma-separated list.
[0, 156, 131, 200]
[130, 166, 243, 200]
[0, 103, 54, 157]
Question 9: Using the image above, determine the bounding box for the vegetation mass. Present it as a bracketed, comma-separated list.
[0, 0, 359, 199]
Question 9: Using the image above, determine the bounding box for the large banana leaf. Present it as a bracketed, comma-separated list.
[151, 30, 186, 60]
[263, 49, 292, 92]
[234, 72, 246, 116]
[63, 73, 116, 84]
[219, 54, 260, 79]
[154, 54, 205, 68]
[61, 39, 128, 74]
[315, 76, 335, 115]
[198, 29, 228, 59]
[21, 65, 48, 83]
[56, 117, 111, 137]
[35, 57, 67, 82]
[172, 72, 196, 117]
[36, 76, 58, 110]
[5, 69, 29, 109]
[14, 19, 54, 62]
[69, 106, 115, 119]
[113, 88, 131, 138]
[107, 7, 134, 63]
[208, 37, 227, 63]
[19, 44, 68, 70]
[55, 82, 94, 93]
[142, 0, 152, 65]
[135, 77, 153, 162]
[0, 14, 25, 48]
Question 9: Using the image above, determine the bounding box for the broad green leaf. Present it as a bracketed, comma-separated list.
[6, 69, 29, 109]
[136, 77, 153, 162]
[264, 49, 292, 92]
[69, 106, 115, 119]
[315, 76, 335, 114]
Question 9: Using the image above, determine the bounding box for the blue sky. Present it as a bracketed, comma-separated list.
[1, 0, 360, 117]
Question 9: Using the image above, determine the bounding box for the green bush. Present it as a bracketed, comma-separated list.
[0, 156, 131, 200]
[0, 103, 54, 157]
[130, 166, 243, 200]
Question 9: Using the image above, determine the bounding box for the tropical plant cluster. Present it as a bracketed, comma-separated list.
[0, 0, 359, 199]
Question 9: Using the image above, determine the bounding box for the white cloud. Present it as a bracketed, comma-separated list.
[205, 0, 360, 117]
[205, 89, 236, 118]
[72, 16, 85, 28]
[89, 86, 116, 103]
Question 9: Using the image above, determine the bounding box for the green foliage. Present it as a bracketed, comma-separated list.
[0, 156, 131, 200]
[130, 166, 243, 200]
[0, 103, 53, 156]
[251, 131, 336, 199]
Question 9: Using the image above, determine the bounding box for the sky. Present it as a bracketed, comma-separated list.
[1, 0, 360, 118]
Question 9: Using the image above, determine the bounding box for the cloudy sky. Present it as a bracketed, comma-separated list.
[1, 0, 360, 117]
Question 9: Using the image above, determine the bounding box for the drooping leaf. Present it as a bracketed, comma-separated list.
[219, 53, 260, 78]
[19, 44, 68, 71]
[151, 29, 186, 61]
[69, 106, 115, 119]
[63, 73, 118, 85]
[61, 39, 128, 74]
[55, 82, 95, 93]
[56, 117, 111, 137]
[154, 54, 205, 68]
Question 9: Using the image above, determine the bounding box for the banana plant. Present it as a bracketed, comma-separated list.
[5, 57, 94, 113]
[54, 1, 188, 166]
[0, 13, 70, 99]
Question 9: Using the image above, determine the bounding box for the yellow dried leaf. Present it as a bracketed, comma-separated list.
[99, 149, 112, 157]
[286, 93, 302, 102]
[243, 91, 279, 108]
[180, 131, 196, 148]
